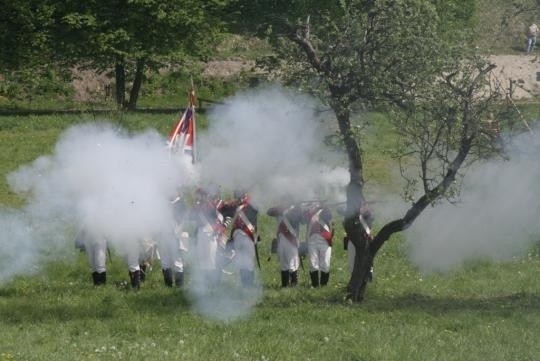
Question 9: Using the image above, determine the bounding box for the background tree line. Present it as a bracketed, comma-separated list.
[0, 0, 229, 110]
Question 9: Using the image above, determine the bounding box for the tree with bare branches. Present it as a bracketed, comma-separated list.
[232, 0, 504, 301]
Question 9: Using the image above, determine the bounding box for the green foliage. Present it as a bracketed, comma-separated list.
[211, 34, 273, 60]
[139, 67, 249, 109]
[53, 0, 225, 66]
[0, 67, 74, 106]
[0, 1, 55, 70]
[1, 0, 236, 110]
[473, 0, 540, 53]
[235, 0, 468, 113]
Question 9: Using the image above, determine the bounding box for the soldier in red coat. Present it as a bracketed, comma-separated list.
[304, 203, 334, 287]
[193, 187, 231, 287]
[340, 202, 374, 281]
[76, 228, 107, 286]
[267, 202, 304, 287]
[228, 189, 259, 287]
[159, 194, 190, 288]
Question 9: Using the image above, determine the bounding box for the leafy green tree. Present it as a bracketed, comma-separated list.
[232, 0, 503, 301]
[0, 1, 76, 106]
[53, 0, 227, 109]
[0, 1, 55, 70]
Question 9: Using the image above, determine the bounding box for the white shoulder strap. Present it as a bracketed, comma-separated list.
[359, 215, 371, 236]
[307, 209, 331, 240]
[237, 205, 256, 234]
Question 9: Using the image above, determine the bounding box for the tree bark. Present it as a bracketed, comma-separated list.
[115, 59, 126, 109]
[331, 101, 373, 302]
[127, 58, 145, 111]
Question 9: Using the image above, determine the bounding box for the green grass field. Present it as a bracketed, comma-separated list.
[1, 113, 540, 361]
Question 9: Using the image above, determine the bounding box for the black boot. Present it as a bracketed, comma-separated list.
[281, 271, 289, 288]
[290, 271, 298, 287]
[174, 271, 184, 288]
[320, 272, 330, 286]
[91, 271, 100, 286]
[129, 270, 141, 290]
[139, 264, 148, 283]
[240, 269, 254, 288]
[98, 271, 106, 285]
[310, 271, 320, 288]
[162, 268, 173, 287]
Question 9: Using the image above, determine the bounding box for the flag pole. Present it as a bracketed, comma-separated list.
[190, 77, 197, 164]
[165, 79, 197, 164]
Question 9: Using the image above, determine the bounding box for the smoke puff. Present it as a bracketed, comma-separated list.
[404, 129, 540, 273]
[0, 210, 42, 282]
[3, 123, 193, 266]
[183, 86, 349, 320]
[1, 86, 347, 321]
[197, 85, 348, 205]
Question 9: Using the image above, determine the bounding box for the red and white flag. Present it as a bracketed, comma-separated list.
[167, 88, 197, 163]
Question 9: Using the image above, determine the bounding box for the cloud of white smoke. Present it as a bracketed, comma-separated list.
[0, 210, 43, 282]
[182, 85, 347, 321]
[0, 85, 346, 321]
[196, 85, 348, 207]
[1, 123, 194, 282]
[186, 268, 263, 323]
[404, 127, 540, 273]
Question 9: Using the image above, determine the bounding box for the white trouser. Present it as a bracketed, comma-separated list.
[124, 247, 141, 273]
[85, 237, 107, 273]
[195, 225, 217, 271]
[277, 233, 299, 272]
[233, 229, 256, 272]
[158, 235, 185, 273]
[308, 234, 331, 273]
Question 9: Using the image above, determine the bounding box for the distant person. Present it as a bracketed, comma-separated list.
[526, 23, 538, 54]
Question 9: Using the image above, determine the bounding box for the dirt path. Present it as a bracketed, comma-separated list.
[488, 55, 540, 99]
[71, 55, 540, 102]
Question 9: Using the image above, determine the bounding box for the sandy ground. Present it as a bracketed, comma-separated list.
[71, 55, 540, 102]
[199, 55, 540, 100]
[488, 54, 540, 99]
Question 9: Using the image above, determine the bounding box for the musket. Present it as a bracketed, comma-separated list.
[298, 199, 385, 206]
[297, 200, 346, 208]
[107, 247, 112, 265]
[298, 199, 328, 204]
[254, 237, 261, 269]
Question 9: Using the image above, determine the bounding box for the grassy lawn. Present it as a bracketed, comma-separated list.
[1, 113, 540, 361]
[1, 234, 539, 361]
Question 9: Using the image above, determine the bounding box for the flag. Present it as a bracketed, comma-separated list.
[167, 88, 197, 163]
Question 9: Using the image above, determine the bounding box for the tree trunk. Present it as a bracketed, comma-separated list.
[126, 58, 145, 111]
[332, 101, 373, 302]
[115, 60, 126, 109]
[344, 215, 374, 301]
